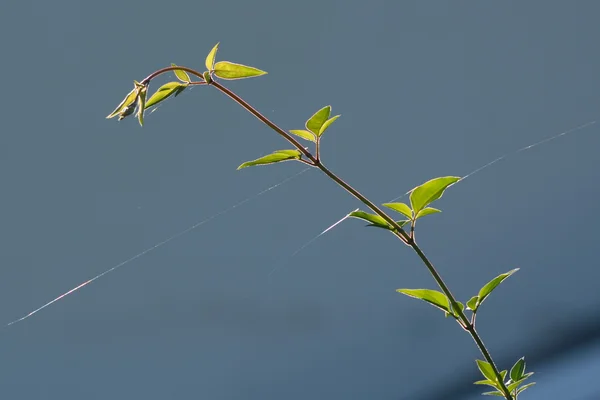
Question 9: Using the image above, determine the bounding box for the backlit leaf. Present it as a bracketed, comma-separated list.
[318, 115, 340, 137]
[349, 211, 390, 229]
[396, 289, 450, 314]
[415, 207, 441, 220]
[476, 360, 498, 382]
[289, 129, 316, 142]
[305, 106, 331, 135]
[382, 202, 413, 219]
[409, 176, 460, 215]
[477, 268, 519, 307]
[237, 149, 302, 170]
[213, 61, 267, 80]
[171, 63, 191, 82]
[145, 82, 187, 109]
[205, 42, 219, 71]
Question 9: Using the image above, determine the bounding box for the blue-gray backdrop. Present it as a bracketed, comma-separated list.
[1, 1, 599, 399]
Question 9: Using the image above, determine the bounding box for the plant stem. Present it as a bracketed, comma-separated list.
[206, 78, 512, 400]
[210, 81, 411, 244]
[410, 242, 513, 399]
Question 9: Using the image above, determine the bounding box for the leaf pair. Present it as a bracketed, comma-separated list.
[205, 43, 267, 81]
[106, 80, 148, 126]
[398, 269, 518, 318]
[289, 106, 341, 143]
[474, 358, 535, 397]
[349, 176, 459, 232]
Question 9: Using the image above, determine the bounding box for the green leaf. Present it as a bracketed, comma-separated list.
[415, 207, 441, 220]
[366, 219, 409, 230]
[477, 268, 519, 307]
[409, 176, 460, 215]
[318, 115, 340, 137]
[516, 382, 536, 394]
[203, 71, 212, 83]
[289, 129, 317, 143]
[145, 82, 187, 109]
[476, 360, 498, 382]
[213, 61, 267, 80]
[396, 289, 450, 314]
[348, 211, 390, 230]
[481, 390, 504, 396]
[237, 149, 302, 170]
[473, 380, 500, 389]
[106, 87, 138, 119]
[466, 296, 479, 311]
[510, 357, 526, 382]
[305, 106, 331, 135]
[205, 42, 219, 71]
[135, 85, 147, 126]
[382, 202, 413, 219]
[171, 63, 191, 82]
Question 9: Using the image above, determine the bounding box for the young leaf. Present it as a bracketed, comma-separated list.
[396, 289, 450, 314]
[382, 202, 413, 219]
[145, 82, 187, 109]
[409, 176, 460, 215]
[205, 42, 219, 71]
[106, 87, 139, 119]
[171, 63, 191, 82]
[213, 61, 267, 80]
[237, 149, 301, 170]
[289, 129, 317, 143]
[477, 268, 519, 307]
[203, 71, 212, 83]
[415, 207, 441, 220]
[348, 211, 390, 230]
[366, 219, 409, 230]
[305, 106, 331, 135]
[474, 380, 500, 389]
[510, 357, 526, 382]
[318, 115, 340, 137]
[516, 382, 536, 394]
[466, 296, 479, 311]
[135, 84, 147, 126]
[476, 360, 498, 382]
[481, 390, 504, 396]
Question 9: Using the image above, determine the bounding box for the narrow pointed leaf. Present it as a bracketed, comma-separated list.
[382, 202, 413, 219]
[289, 129, 316, 142]
[396, 289, 450, 313]
[305, 106, 331, 135]
[466, 296, 479, 311]
[451, 301, 464, 318]
[477, 268, 519, 307]
[367, 220, 409, 230]
[516, 382, 536, 394]
[481, 390, 504, 396]
[476, 360, 498, 382]
[409, 176, 460, 214]
[205, 42, 219, 71]
[349, 211, 390, 229]
[415, 207, 441, 220]
[510, 357, 526, 382]
[318, 115, 340, 137]
[135, 85, 147, 126]
[171, 63, 191, 82]
[237, 149, 301, 170]
[213, 61, 267, 80]
[144, 82, 187, 109]
[474, 380, 500, 389]
[106, 88, 138, 119]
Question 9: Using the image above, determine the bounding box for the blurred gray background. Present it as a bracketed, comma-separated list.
[1, 1, 599, 399]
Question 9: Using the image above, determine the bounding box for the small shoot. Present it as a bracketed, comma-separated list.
[409, 176, 460, 216]
[475, 357, 535, 398]
[106, 80, 148, 123]
[203, 42, 267, 81]
[237, 149, 302, 170]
